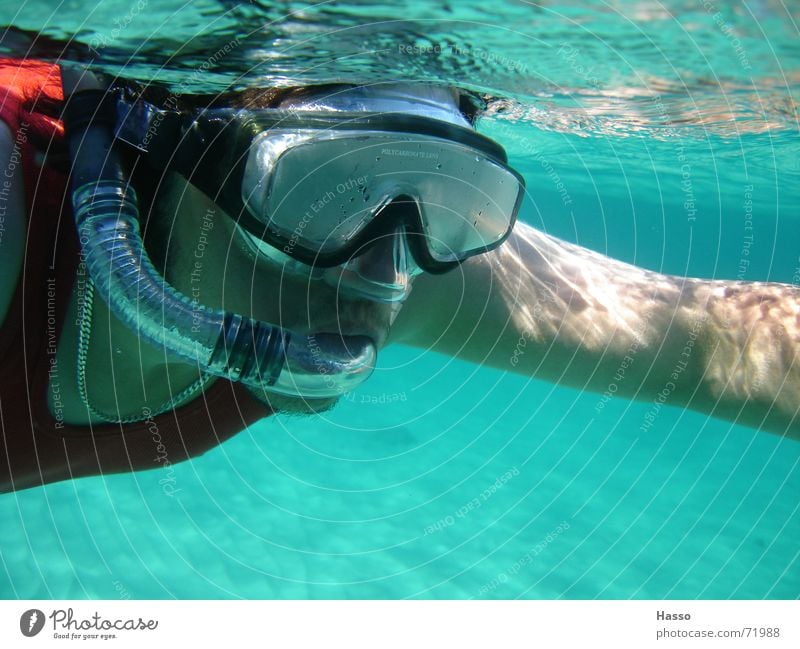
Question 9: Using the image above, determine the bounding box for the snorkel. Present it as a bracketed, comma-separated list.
[63, 87, 376, 399]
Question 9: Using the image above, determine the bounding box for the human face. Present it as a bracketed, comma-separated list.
[161, 173, 417, 414]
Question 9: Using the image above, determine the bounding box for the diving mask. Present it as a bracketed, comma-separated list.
[115, 85, 525, 275]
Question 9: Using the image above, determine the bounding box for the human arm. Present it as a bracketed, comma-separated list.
[393, 221, 800, 438]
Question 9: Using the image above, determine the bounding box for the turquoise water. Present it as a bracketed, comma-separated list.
[1, 0, 798, 598]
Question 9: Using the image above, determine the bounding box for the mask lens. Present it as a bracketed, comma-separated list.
[265, 136, 376, 253]
[420, 155, 522, 262]
[245, 131, 523, 264]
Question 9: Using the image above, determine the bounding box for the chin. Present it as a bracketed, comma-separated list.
[245, 387, 341, 416]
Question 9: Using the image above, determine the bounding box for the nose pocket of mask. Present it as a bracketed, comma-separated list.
[324, 224, 415, 303]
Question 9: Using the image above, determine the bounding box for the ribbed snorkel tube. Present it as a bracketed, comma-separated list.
[64, 89, 375, 398]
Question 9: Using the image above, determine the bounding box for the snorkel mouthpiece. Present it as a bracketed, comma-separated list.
[66, 89, 375, 399]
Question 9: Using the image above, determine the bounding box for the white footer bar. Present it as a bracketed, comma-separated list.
[1, 600, 797, 648]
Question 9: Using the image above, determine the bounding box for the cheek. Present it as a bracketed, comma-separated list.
[228, 232, 397, 331]
[249, 266, 340, 325]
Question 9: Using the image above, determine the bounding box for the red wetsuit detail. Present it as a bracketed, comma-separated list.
[0, 59, 272, 491]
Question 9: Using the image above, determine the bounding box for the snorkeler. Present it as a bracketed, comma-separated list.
[0, 59, 797, 492]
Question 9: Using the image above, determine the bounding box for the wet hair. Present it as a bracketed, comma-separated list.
[110, 77, 295, 112]
[109, 76, 483, 125]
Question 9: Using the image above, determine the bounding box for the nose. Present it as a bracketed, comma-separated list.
[322, 224, 419, 303]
